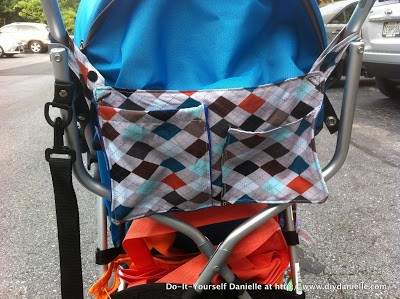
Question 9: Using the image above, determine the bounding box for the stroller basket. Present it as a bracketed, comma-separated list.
[41, 0, 376, 298]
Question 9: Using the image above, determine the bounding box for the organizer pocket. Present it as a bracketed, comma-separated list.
[221, 109, 328, 204]
[97, 103, 212, 221]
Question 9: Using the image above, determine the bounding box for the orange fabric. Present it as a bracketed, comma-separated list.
[88, 255, 131, 299]
[121, 203, 289, 287]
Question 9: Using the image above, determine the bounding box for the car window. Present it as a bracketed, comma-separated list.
[329, 3, 357, 24]
[375, 0, 400, 5]
[0, 25, 18, 33]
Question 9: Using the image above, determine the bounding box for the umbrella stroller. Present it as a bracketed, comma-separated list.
[41, 0, 376, 298]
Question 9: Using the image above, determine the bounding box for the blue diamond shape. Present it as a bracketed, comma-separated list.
[295, 118, 311, 136]
[161, 158, 186, 172]
[153, 123, 181, 140]
[261, 178, 285, 195]
[288, 156, 309, 174]
[178, 97, 201, 109]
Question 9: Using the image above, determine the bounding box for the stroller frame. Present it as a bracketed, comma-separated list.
[41, 0, 376, 297]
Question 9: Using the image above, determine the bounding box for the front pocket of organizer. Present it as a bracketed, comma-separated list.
[221, 109, 328, 204]
[97, 104, 212, 220]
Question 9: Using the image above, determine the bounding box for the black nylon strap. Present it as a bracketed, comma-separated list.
[48, 156, 84, 299]
[96, 247, 126, 265]
[283, 231, 299, 246]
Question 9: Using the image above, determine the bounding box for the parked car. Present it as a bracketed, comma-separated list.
[0, 22, 50, 53]
[320, 0, 358, 42]
[320, 0, 359, 80]
[362, 0, 400, 98]
[0, 35, 23, 58]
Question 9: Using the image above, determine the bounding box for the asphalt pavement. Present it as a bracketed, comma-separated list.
[0, 54, 398, 299]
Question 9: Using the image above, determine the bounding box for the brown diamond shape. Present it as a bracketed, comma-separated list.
[208, 96, 237, 117]
[184, 120, 206, 138]
[185, 139, 208, 158]
[118, 110, 147, 123]
[163, 191, 187, 206]
[260, 160, 286, 177]
[102, 122, 120, 141]
[190, 192, 210, 204]
[241, 134, 266, 148]
[267, 109, 290, 127]
[132, 161, 159, 180]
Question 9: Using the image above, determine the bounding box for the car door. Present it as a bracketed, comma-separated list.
[325, 2, 358, 41]
[0, 24, 19, 40]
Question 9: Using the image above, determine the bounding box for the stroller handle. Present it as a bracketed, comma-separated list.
[41, 0, 69, 46]
[345, 0, 376, 37]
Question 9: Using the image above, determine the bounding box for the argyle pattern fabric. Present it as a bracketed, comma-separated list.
[94, 73, 328, 222]
[96, 103, 212, 221]
[69, 30, 360, 223]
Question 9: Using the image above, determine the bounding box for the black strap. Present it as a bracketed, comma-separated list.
[96, 247, 126, 265]
[323, 94, 340, 134]
[46, 117, 83, 299]
[283, 231, 300, 246]
[48, 154, 83, 299]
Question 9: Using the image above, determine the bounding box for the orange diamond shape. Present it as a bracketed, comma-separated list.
[77, 59, 89, 82]
[99, 106, 118, 121]
[238, 94, 266, 114]
[162, 173, 186, 190]
[287, 176, 313, 194]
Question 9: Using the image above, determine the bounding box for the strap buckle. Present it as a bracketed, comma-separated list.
[44, 102, 72, 128]
[45, 112, 76, 163]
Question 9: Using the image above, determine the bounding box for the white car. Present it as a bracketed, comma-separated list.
[362, 0, 400, 98]
[0, 35, 23, 58]
[0, 22, 50, 53]
[320, 0, 358, 42]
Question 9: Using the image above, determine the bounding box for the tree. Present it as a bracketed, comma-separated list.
[11, 0, 78, 33]
[14, 0, 46, 23]
[0, 0, 21, 25]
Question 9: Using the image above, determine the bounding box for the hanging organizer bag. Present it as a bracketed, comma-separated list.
[68, 31, 359, 223]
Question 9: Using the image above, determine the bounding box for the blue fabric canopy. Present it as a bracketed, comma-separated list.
[74, 0, 326, 90]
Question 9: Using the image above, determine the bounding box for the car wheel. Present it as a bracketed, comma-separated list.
[29, 41, 43, 53]
[0, 46, 4, 58]
[375, 77, 400, 99]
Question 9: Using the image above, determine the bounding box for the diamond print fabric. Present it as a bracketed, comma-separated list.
[96, 103, 212, 221]
[94, 73, 329, 222]
[64, 29, 361, 223]
[222, 110, 327, 204]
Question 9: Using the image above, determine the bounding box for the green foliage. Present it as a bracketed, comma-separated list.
[0, 0, 79, 33]
[14, 0, 46, 23]
[0, 0, 21, 25]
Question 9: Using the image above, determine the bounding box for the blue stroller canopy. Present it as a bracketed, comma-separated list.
[74, 0, 327, 90]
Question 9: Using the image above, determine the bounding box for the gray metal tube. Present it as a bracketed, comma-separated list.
[150, 214, 252, 299]
[285, 206, 302, 295]
[40, 0, 69, 45]
[49, 48, 70, 83]
[94, 165, 108, 275]
[322, 41, 364, 181]
[191, 204, 289, 292]
[344, 0, 376, 37]
[63, 110, 111, 199]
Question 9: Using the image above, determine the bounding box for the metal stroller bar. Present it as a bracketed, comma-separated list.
[150, 214, 252, 299]
[344, 0, 375, 37]
[40, 0, 68, 45]
[322, 41, 366, 181]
